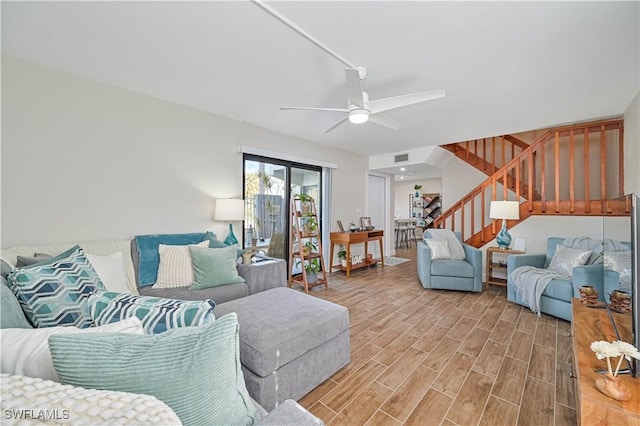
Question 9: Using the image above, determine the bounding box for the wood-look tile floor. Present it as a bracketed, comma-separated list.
[296, 248, 577, 426]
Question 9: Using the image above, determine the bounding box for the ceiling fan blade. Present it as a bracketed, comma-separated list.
[280, 107, 350, 112]
[368, 113, 402, 130]
[369, 89, 446, 114]
[345, 68, 365, 108]
[323, 117, 349, 134]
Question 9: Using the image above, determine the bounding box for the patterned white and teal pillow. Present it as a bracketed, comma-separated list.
[89, 292, 215, 334]
[7, 246, 105, 328]
[49, 313, 259, 426]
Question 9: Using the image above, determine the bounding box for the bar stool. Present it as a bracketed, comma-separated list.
[407, 224, 418, 245]
[395, 224, 410, 248]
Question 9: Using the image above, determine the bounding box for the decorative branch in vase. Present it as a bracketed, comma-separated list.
[590, 340, 640, 401]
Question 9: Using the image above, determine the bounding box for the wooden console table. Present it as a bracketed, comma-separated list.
[329, 230, 384, 278]
[572, 299, 639, 425]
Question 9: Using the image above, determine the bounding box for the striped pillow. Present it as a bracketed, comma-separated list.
[152, 241, 209, 288]
[89, 292, 215, 334]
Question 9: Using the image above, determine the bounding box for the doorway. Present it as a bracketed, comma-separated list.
[243, 154, 322, 271]
[367, 173, 388, 259]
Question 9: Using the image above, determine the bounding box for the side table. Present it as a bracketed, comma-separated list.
[485, 247, 524, 291]
[237, 258, 287, 295]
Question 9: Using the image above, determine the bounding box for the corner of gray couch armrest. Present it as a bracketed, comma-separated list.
[256, 399, 325, 426]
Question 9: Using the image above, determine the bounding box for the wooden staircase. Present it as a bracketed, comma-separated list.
[434, 118, 630, 248]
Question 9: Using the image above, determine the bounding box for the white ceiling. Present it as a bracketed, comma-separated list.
[2, 1, 638, 160]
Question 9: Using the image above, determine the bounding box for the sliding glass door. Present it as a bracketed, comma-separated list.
[243, 154, 322, 269]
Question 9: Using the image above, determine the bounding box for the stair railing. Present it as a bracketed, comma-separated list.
[441, 134, 530, 175]
[434, 118, 624, 247]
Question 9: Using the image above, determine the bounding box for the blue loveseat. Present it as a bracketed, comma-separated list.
[506, 237, 608, 321]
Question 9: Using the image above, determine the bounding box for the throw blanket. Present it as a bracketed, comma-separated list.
[426, 229, 465, 259]
[510, 266, 566, 315]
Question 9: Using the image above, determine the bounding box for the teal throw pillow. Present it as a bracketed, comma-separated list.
[7, 246, 105, 328]
[1, 277, 32, 329]
[190, 245, 245, 290]
[89, 292, 215, 334]
[204, 231, 227, 248]
[49, 313, 259, 426]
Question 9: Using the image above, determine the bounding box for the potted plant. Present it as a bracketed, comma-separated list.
[296, 193, 314, 214]
[337, 247, 347, 267]
[302, 240, 317, 256]
[414, 184, 422, 197]
[302, 216, 318, 235]
[305, 259, 321, 284]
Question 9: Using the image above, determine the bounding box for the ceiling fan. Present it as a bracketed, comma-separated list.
[281, 66, 446, 134]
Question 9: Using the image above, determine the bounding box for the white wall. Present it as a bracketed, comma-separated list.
[624, 92, 640, 194]
[441, 156, 488, 212]
[393, 178, 442, 218]
[1, 57, 368, 247]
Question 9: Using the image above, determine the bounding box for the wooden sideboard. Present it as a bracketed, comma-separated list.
[572, 299, 640, 425]
[329, 230, 384, 278]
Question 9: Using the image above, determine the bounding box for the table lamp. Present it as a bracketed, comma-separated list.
[489, 200, 520, 249]
[215, 198, 245, 246]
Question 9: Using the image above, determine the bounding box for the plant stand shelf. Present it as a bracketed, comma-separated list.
[288, 196, 328, 293]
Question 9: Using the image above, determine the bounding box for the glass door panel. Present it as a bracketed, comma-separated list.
[243, 155, 323, 272]
[290, 167, 321, 275]
[243, 159, 287, 259]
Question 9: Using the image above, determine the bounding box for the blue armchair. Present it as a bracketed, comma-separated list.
[417, 231, 482, 292]
[506, 237, 604, 321]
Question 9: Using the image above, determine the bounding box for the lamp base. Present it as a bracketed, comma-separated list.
[496, 219, 511, 249]
[224, 223, 238, 246]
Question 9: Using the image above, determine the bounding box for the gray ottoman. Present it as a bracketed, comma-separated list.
[215, 287, 350, 411]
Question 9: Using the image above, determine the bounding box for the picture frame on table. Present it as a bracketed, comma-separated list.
[360, 217, 372, 230]
[337, 220, 345, 232]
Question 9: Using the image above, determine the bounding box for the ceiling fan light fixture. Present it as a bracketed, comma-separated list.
[348, 109, 369, 124]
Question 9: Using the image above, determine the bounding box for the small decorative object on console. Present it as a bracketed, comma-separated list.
[590, 340, 640, 401]
[579, 285, 600, 305]
[610, 290, 632, 313]
[360, 217, 373, 231]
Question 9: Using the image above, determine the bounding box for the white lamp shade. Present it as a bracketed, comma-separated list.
[215, 199, 245, 221]
[489, 200, 520, 220]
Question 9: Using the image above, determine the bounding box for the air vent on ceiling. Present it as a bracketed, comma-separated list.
[394, 153, 409, 163]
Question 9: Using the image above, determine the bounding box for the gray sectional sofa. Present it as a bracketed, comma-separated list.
[1, 234, 351, 424]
